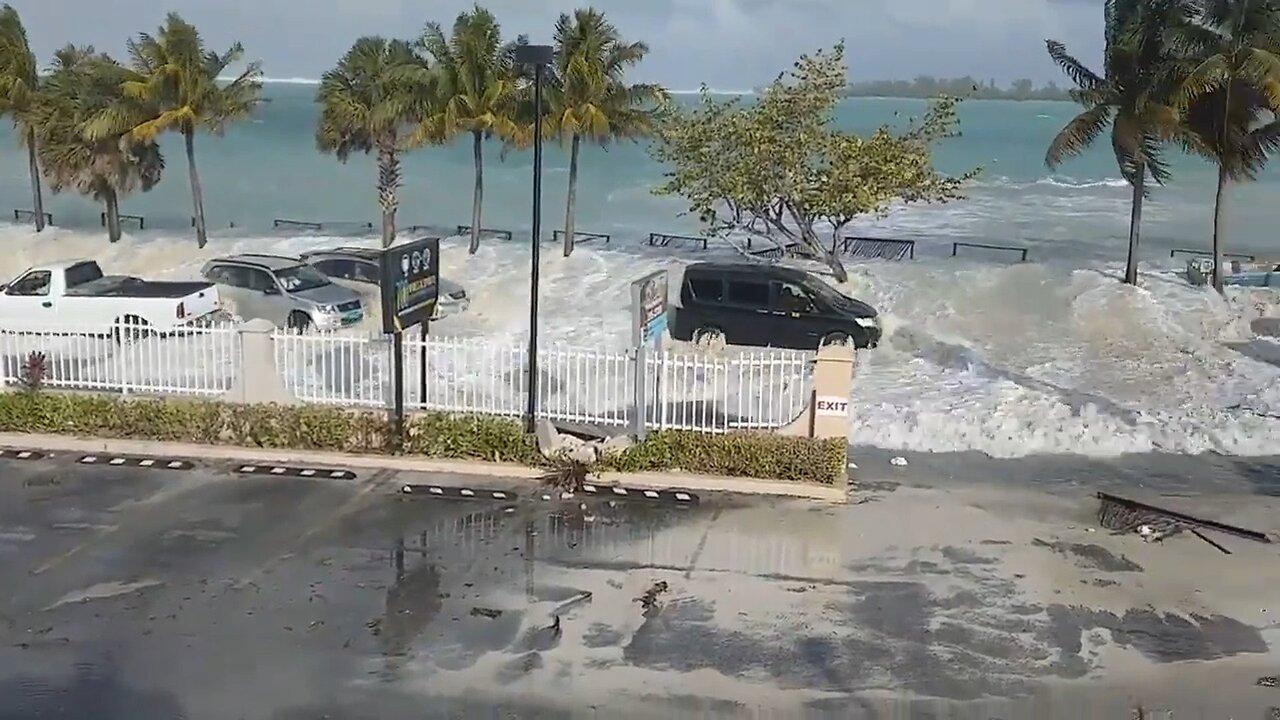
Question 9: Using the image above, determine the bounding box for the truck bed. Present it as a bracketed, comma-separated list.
[64, 276, 216, 299]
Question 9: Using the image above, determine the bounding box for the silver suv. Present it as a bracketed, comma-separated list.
[200, 254, 365, 331]
[300, 246, 470, 320]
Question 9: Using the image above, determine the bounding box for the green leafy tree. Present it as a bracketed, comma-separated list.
[33, 47, 163, 243]
[105, 13, 262, 248]
[1171, 0, 1280, 292]
[1046, 0, 1188, 286]
[316, 37, 431, 248]
[418, 6, 520, 254]
[651, 44, 975, 283]
[0, 5, 46, 231]
[550, 8, 665, 257]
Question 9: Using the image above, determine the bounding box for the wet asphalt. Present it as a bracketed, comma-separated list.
[0, 451, 1276, 719]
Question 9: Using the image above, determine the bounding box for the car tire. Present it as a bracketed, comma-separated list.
[692, 326, 726, 352]
[112, 315, 151, 344]
[287, 311, 312, 332]
[820, 332, 852, 349]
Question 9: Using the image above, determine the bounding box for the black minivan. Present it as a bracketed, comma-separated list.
[670, 263, 881, 350]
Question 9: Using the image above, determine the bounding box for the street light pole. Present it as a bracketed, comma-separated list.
[516, 44, 554, 434]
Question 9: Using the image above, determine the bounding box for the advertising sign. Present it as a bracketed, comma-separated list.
[631, 270, 669, 349]
[380, 237, 440, 334]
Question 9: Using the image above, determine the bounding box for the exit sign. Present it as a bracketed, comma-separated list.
[816, 396, 849, 417]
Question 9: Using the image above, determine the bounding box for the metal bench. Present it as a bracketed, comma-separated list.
[13, 209, 52, 225]
[273, 218, 323, 231]
[1170, 248, 1256, 262]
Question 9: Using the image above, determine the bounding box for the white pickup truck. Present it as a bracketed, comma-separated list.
[0, 260, 222, 335]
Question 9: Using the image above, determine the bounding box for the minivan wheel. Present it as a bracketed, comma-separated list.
[692, 326, 726, 352]
[287, 311, 312, 332]
[819, 332, 852, 349]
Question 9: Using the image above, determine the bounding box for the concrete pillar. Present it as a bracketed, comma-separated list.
[222, 318, 297, 405]
[780, 344, 855, 439]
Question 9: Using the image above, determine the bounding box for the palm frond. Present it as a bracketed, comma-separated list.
[1046, 104, 1114, 167]
[1046, 40, 1105, 91]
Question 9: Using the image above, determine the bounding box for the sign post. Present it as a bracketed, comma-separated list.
[630, 270, 669, 440]
[379, 237, 441, 448]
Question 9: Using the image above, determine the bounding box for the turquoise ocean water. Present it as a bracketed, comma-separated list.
[0, 82, 1276, 262]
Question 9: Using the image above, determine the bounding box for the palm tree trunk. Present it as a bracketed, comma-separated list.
[185, 129, 208, 248]
[26, 128, 45, 232]
[104, 189, 121, 244]
[1124, 168, 1144, 286]
[563, 133, 581, 258]
[378, 142, 400, 249]
[1212, 165, 1228, 294]
[470, 131, 483, 255]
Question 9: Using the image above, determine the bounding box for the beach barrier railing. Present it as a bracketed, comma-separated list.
[274, 218, 323, 231]
[553, 230, 611, 245]
[951, 241, 1029, 262]
[13, 209, 52, 225]
[456, 225, 514, 241]
[749, 242, 802, 260]
[835, 236, 916, 261]
[102, 212, 145, 229]
[648, 232, 709, 251]
[1170, 248, 1256, 262]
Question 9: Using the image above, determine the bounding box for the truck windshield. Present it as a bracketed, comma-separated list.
[65, 262, 104, 289]
[276, 265, 330, 292]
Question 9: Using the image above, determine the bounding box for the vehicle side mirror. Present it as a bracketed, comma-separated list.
[263, 286, 281, 296]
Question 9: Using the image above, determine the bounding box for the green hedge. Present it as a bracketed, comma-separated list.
[0, 392, 843, 485]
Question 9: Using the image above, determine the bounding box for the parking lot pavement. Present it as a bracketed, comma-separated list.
[1, 451, 1278, 719]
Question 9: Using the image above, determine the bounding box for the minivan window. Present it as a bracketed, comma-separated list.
[7, 270, 51, 296]
[688, 277, 723, 303]
[727, 280, 769, 307]
[774, 281, 816, 314]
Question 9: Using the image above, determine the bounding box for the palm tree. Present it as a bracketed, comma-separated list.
[107, 13, 261, 248]
[0, 4, 46, 231]
[1045, 0, 1188, 286]
[33, 47, 163, 243]
[419, 6, 520, 254]
[1170, 0, 1280, 292]
[316, 37, 431, 248]
[550, 8, 665, 257]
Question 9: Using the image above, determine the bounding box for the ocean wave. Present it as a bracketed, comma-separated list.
[219, 75, 320, 85]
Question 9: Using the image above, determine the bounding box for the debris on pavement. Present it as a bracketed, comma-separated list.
[1097, 492, 1271, 548]
[636, 581, 669, 612]
[1259, 676, 1278, 688]
[890, 457, 908, 467]
[554, 591, 593, 614]
[470, 607, 503, 619]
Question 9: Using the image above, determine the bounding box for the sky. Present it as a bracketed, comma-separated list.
[13, 0, 1105, 89]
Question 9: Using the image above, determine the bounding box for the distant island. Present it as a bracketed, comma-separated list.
[841, 76, 1071, 101]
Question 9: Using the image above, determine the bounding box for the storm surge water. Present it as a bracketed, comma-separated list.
[1, 83, 1277, 459]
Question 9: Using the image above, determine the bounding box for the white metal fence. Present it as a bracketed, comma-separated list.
[0, 321, 240, 397]
[0, 321, 812, 434]
[273, 329, 813, 432]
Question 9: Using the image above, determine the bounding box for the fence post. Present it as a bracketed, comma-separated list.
[631, 343, 647, 440]
[779, 344, 854, 439]
[220, 319, 296, 404]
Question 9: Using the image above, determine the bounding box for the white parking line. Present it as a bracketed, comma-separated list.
[612, 487, 628, 496]
[328, 471, 346, 478]
[139, 459, 155, 467]
[429, 487, 444, 495]
[674, 492, 692, 502]
[459, 489, 475, 497]
[16, 451, 32, 459]
[167, 461, 184, 469]
[240, 465, 257, 473]
[270, 467, 286, 475]
[643, 490, 660, 499]
[300, 469, 316, 477]
[81, 456, 97, 463]
[582, 484, 597, 493]
[109, 458, 127, 466]
[491, 491, 507, 499]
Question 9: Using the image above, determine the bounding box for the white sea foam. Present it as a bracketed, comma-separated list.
[2, 223, 1277, 459]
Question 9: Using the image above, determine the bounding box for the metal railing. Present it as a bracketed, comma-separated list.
[835, 236, 916, 261]
[13, 209, 52, 225]
[1170, 248, 1257, 261]
[0, 321, 240, 396]
[552, 230, 611, 245]
[951, 241, 1029, 262]
[456, 225, 514, 241]
[102, 212, 145, 229]
[648, 232, 709, 251]
[272, 329, 812, 433]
